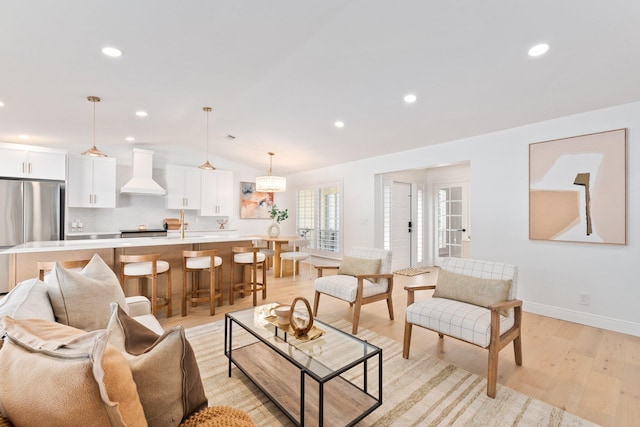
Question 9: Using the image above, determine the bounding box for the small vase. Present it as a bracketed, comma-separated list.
[267, 221, 280, 238]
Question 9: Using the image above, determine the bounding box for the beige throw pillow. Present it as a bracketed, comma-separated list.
[46, 254, 128, 331]
[337, 256, 381, 277]
[107, 304, 207, 427]
[433, 269, 512, 315]
[0, 317, 147, 427]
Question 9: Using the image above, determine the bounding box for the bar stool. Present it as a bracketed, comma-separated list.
[279, 239, 312, 281]
[37, 259, 90, 281]
[230, 246, 266, 306]
[119, 254, 172, 317]
[182, 250, 223, 316]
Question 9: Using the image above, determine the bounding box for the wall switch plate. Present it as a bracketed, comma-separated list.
[578, 292, 590, 306]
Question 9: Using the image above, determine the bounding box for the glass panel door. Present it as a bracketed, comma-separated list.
[434, 182, 469, 264]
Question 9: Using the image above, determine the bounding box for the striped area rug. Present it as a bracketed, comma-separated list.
[185, 319, 598, 427]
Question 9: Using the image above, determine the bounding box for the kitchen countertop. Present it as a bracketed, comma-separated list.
[1, 233, 254, 254]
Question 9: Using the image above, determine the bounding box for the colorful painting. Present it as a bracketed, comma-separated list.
[529, 129, 627, 244]
[240, 182, 273, 219]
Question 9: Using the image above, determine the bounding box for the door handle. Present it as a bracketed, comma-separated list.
[458, 228, 467, 232]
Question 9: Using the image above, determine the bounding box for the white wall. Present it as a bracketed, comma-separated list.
[286, 101, 640, 336]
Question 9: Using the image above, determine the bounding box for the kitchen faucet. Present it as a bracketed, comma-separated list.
[179, 209, 185, 240]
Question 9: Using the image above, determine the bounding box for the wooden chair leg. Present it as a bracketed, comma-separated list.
[386, 294, 394, 320]
[209, 268, 216, 316]
[217, 267, 224, 307]
[150, 274, 158, 317]
[313, 291, 321, 316]
[261, 262, 267, 299]
[251, 264, 257, 307]
[182, 269, 188, 317]
[230, 262, 235, 305]
[514, 334, 523, 366]
[165, 268, 172, 318]
[487, 342, 499, 398]
[402, 321, 412, 359]
[352, 298, 362, 334]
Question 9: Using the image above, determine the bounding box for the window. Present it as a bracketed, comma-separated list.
[296, 181, 341, 255]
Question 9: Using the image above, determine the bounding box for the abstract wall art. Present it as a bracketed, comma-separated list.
[529, 129, 627, 244]
[240, 181, 274, 219]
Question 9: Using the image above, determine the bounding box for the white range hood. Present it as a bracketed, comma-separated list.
[120, 148, 166, 195]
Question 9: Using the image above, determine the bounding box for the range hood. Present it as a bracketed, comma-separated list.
[120, 148, 166, 195]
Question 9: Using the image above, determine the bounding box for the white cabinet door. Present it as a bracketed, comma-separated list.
[0, 148, 28, 177]
[166, 165, 201, 210]
[91, 157, 117, 208]
[26, 151, 66, 180]
[200, 170, 233, 216]
[0, 146, 65, 180]
[67, 156, 116, 208]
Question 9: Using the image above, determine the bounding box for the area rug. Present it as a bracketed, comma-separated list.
[393, 267, 432, 276]
[185, 319, 598, 427]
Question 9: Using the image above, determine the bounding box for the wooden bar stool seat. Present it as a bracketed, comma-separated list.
[182, 250, 223, 316]
[119, 254, 172, 317]
[230, 246, 266, 306]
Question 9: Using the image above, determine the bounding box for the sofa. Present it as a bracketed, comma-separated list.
[0, 254, 239, 427]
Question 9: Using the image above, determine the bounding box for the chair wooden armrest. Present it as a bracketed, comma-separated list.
[314, 265, 339, 278]
[404, 284, 436, 305]
[354, 273, 394, 280]
[488, 298, 522, 313]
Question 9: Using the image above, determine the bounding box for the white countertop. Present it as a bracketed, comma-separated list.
[2, 233, 255, 254]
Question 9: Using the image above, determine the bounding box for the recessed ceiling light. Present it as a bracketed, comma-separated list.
[135, 111, 148, 117]
[125, 136, 135, 142]
[18, 134, 29, 139]
[102, 46, 122, 57]
[0, 101, 5, 107]
[528, 43, 550, 57]
[334, 121, 345, 128]
[404, 94, 417, 103]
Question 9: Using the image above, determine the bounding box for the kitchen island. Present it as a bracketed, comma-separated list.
[2, 234, 256, 299]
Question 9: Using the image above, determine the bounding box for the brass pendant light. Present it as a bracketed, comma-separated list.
[198, 106, 215, 170]
[81, 96, 108, 157]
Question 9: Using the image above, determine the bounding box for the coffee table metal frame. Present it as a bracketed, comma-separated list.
[224, 305, 382, 426]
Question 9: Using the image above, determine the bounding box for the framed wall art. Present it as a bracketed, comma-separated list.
[529, 128, 627, 244]
[240, 181, 273, 219]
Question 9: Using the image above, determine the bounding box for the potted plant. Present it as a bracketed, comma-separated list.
[268, 205, 288, 237]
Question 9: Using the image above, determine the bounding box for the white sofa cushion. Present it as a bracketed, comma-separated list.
[314, 275, 387, 303]
[406, 297, 515, 348]
[0, 278, 55, 322]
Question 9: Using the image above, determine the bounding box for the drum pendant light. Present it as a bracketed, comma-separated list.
[256, 152, 286, 192]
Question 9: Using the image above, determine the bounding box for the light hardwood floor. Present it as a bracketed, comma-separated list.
[159, 267, 640, 427]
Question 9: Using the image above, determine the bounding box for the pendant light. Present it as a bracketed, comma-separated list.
[198, 107, 215, 170]
[256, 152, 286, 192]
[81, 96, 108, 157]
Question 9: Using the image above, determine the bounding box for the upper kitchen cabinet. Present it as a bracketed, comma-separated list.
[67, 155, 116, 208]
[200, 170, 233, 216]
[166, 165, 201, 210]
[0, 143, 66, 180]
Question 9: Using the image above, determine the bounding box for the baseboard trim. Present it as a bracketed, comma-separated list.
[524, 301, 640, 337]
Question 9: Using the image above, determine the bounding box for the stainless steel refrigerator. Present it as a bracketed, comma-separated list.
[0, 179, 64, 293]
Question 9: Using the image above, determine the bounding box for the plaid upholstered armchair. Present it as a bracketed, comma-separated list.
[313, 247, 394, 334]
[403, 258, 522, 398]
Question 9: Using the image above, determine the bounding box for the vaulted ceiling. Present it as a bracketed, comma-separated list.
[2, 1, 640, 174]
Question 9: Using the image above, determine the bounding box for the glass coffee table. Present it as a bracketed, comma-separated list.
[225, 303, 382, 426]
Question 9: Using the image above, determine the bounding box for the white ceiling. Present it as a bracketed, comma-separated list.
[2, 1, 640, 175]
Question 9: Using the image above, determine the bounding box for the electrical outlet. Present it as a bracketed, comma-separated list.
[578, 292, 590, 306]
